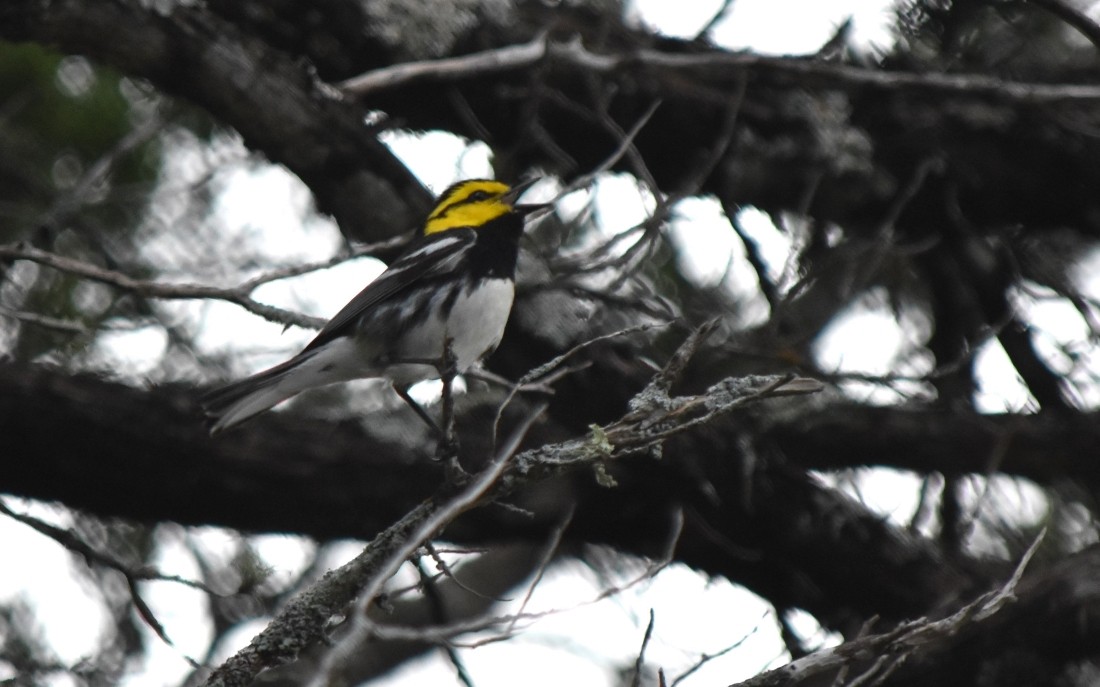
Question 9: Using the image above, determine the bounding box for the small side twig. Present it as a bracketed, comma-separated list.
[413, 556, 476, 687]
[489, 319, 673, 451]
[0, 304, 92, 334]
[423, 542, 509, 603]
[507, 503, 576, 634]
[635, 319, 719, 403]
[670, 613, 767, 687]
[630, 609, 658, 687]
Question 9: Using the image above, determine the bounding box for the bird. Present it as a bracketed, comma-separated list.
[202, 178, 546, 434]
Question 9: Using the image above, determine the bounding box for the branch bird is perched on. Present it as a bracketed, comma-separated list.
[202, 178, 546, 433]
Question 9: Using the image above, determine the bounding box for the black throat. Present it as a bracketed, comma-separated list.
[467, 213, 524, 280]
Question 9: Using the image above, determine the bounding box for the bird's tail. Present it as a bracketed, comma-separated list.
[202, 354, 318, 433]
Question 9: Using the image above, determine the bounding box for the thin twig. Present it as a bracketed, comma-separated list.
[726, 205, 782, 313]
[0, 304, 91, 334]
[669, 613, 767, 687]
[490, 320, 672, 451]
[507, 503, 575, 634]
[374, 508, 683, 648]
[0, 243, 324, 330]
[413, 557, 477, 687]
[630, 609, 658, 687]
[423, 542, 509, 603]
[682, 83, 747, 195]
[0, 500, 219, 595]
[976, 526, 1047, 620]
[695, 0, 736, 41]
[558, 99, 664, 199]
[0, 499, 212, 665]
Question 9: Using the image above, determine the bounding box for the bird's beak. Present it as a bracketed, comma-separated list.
[506, 178, 551, 216]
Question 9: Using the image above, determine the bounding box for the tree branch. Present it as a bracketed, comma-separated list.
[0, 360, 997, 635]
[766, 403, 1100, 485]
[341, 33, 1100, 106]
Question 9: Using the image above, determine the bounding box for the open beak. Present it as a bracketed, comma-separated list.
[506, 178, 552, 216]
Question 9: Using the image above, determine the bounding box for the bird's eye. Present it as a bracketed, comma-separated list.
[467, 190, 490, 202]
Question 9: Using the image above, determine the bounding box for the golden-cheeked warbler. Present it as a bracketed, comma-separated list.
[202, 178, 546, 433]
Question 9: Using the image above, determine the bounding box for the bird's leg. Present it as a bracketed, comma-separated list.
[435, 337, 462, 467]
[391, 339, 463, 465]
[393, 383, 444, 437]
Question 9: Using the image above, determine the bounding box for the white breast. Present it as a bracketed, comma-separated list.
[445, 278, 515, 369]
[387, 278, 515, 384]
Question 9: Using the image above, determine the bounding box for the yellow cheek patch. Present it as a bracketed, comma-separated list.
[423, 179, 515, 235]
[424, 202, 510, 235]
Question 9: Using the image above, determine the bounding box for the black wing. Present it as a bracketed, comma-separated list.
[301, 229, 476, 353]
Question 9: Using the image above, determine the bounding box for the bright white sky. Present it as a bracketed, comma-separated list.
[0, 2, 1062, 686]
